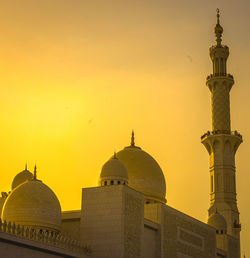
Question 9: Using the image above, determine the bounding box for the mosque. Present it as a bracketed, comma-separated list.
[0, 11, 242, 258]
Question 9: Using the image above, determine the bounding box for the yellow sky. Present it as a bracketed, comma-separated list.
[0, 0, 249, 255]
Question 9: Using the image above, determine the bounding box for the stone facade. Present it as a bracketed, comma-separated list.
[0, 223, 89, 258]
[162, 205, 216, 258]
[61, 211, 81, 241]
[80, 185, 144, 258]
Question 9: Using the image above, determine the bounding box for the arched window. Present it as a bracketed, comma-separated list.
[118, 181, 120, 184]
[104, 181, 107, 186]
[111, 180, 114, 185]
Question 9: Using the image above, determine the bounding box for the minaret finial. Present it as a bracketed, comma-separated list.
[113, 151, 117, 159]
[216, 8, 220, 23]
[131, 130, 135, 147]
[214, 8, 223, 46]
[33, 165, 37, 180]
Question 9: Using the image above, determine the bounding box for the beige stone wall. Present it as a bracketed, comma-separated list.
[124, 190, 144, 258]
[61, 210, 81, 241]
[227, 235, 240, 258]
[162, 205, 216, 258]
[144, 203, 162, 224]
[80, 185, 144, 258]
[61, 219, 80, 241]
[214, 234, 240, 258]
[143, 226, 157, 258]
[0, 232, 82, 258]
[142, 219, 160, 258]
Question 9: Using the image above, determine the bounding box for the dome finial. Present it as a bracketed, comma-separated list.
[25, 162, 27, 171]
[33, 165, 37, 180]
[113, 151, 117, 159]
[214, 8, 223, 46]
[131, 130, 135, 147]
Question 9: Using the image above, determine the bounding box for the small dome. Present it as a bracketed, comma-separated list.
[207, 212, 227, 233]
[2, 178, 61, 232]
[12, 167, 33, 190]
[115, 132, 166, 203]
[99, 155, 128, 185]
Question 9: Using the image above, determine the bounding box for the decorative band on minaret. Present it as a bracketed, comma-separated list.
[201, 10, 242, 241]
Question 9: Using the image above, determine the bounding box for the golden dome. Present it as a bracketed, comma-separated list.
[2, 178, 61, 232]
[100, 154, 128, 183]
[116, 134, 166, 203]
[11, 166, 33, 190]
[207, 212, 227, 233]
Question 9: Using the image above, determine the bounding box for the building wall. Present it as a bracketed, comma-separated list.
[144, 203, 162, 224]
[61, 210, 81, 241]
[80, 185, 144, 258]
[162, 205, 216, 258]
[143, 219, 161, 258]
[124, 188, 144, 258]
[227, 235, 240, 258]
[143, 226, 157, 258]
[0, 232, 81, 258]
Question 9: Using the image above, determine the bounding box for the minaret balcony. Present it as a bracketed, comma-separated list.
[206, 73, 234, 81]
[201, 130, 242, 141]
[206, 74, 234, 91]
[209, 44, 229, 51]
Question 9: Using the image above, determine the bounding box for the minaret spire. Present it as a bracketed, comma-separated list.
[33, 165, 37, 180]
[215, 8, 223, 46]
[131, 130, 135, 147]
[201, 11, 242, 244]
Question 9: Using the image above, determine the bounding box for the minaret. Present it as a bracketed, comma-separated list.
[201, 10, 242, 239]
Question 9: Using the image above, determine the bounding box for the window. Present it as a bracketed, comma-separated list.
[104, 181, 107, 186]
[111, 180, 114, 185]
[118, 181, 120, 184]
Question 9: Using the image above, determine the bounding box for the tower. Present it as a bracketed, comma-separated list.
[201, 10, 242, 239]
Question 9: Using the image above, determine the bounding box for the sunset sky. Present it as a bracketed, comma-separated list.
[0, 0, 249, 255]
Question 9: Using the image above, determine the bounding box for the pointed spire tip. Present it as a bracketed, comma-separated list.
[214, 8, 223, 46]
[131, 130, 135, 147]
[33, 164, 37, 180]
